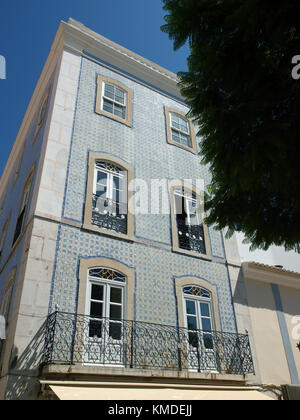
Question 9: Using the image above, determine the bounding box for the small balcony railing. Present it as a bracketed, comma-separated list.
[43, 312, 254, 375]
[92, 194, 127, 234]
[177, 219, 206, 254]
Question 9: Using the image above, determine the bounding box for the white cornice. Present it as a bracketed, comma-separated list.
[62, 19, 183, 101]
[242, 262, 300, 290]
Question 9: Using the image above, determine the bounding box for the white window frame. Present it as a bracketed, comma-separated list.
[182, 287, 215, 334]
[174, 188, 202, 227]
[87, 278, 125, 323]
[101, 82, 127, 120]
[93, 162, 125, 204]
[182, 286, 217, 372]
[170, 112, 192, 148]
[84, 268, 126, 366]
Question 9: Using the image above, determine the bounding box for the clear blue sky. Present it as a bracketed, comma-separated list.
[0, 0, 189, 177]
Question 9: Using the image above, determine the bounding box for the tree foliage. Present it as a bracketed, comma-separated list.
[161, 0, 300, 251]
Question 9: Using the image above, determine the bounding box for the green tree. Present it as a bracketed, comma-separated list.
[161, 0, 300, 251]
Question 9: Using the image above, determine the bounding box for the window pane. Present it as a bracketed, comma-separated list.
[113, 175, 121, 191]
[90, 302, 103, 318]
[113, 188, 121, 204]
[174, 194, 187, 220]
[103, 99, 113, 114]
[188, 331, 198, 348]
[200, 302, 210, 318]
[89, 320, 102, 338]
[110, 287, 122, 304]
[171, 113, 179, 123]
[171, 129, 180, 143]
[109, 322, 122, 340]
[172, 120, 181, 130]
[114, 103, 126, 119]
[104, 83, 114, 92]
[186, 300, 196, 315]
[104, 83, 114, 99]
[202, 318, 212, 332]
[97, 170, 107, 185]
[96, 171, 107, 196]
[178, 116, 189, 133]
[91, 284, 104, 301]
[179, 133, 190, 146]
[187, 316, 197, 331]
[110, 304, 122, 320]
[203, 333, 214, 350]
[115, 88, 125, 104]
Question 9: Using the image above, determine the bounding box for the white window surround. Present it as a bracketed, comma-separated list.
[95, 75, 133, 127]
[174, 277, 221, 334]
[86, 268, 126, 339]
[170, 112, 192, 148]
[171, 183, 210, 258]
[93, 161, 126, 208]
[83, 153, 134, 240]
[164, 107, 196, 154]
[183, 285, 215, 336]
[102, 82, 127, 120]
[77, 258, 135, 323]
[174, 188, 202, 227]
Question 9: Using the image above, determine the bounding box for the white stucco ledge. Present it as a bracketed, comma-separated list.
[39, 365, 274, 400]
[41, 363, 256, 386]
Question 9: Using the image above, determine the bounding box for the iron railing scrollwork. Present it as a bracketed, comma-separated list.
[92, 194, 127, 234]
[43, 312, 254, 375]
[176, 219, 206, 255]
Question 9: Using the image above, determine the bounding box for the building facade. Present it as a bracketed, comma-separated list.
[0, 19, 288, 400]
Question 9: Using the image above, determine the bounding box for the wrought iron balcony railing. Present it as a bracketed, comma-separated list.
[43, 312, 254, 375]
[92, 194, 127, 234]
[177, 219, 206, 255]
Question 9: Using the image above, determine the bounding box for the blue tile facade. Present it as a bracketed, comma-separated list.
[51, 56, 237, 333]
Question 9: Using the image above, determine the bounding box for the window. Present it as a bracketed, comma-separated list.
[183, 285, 217, 371]
[87, 268, 125, 340]
[83, 153, 134, 239]
[169, 182, 211, 258]
[170, 113, 192, 148]
[33, 91, 49, 143]
[102, 83, 126, 119]
[174, 277, 221, 372]
[165, 107, 196, 153]
[95, 75, 132, 127]
[183, 286, 214, 351]
[0, 269, 16, 325]
[92, 161, 127, 234]
[76, 258, 135, 366]
[85, 267, 126, 365]
[12, 169, 34, 246]
[0, 215, 10, 263]
[174, 187, 206, 255]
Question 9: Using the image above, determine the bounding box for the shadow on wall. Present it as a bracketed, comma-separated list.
[4, 320, 47, 400]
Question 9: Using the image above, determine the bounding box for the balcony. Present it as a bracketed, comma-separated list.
[92, 194, 127, 234]
[43, 312, 254, 376]
[177, 219, 206, 255]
